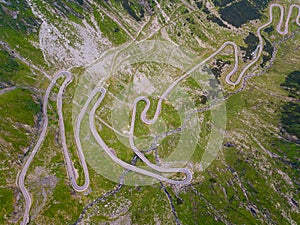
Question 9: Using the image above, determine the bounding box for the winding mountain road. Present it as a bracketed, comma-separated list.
[18, 71, 71, 225]
[17, 3, 300, 225]
[89, 88, 192, 185]
[57, 73, 90, 192]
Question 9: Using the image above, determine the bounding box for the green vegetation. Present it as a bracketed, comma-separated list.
[0, 188, 14, 224]
[211, 59, 231, 82]
[122, 0, 145, 21]
[0, 0, 47, 69]
[0, 47, 36, 85]
[281, 71, 300, 98]
[218, 0, 271, 27]
[281, 102, 300, 139]
[93, 9, 129, 45]
[42, 0, 85, 23]
[0, 88, 40, 168]
[41, 182, 82, 223]
[0, 87, 40, 223]
[0, 88, 39, 126]
[0, 0, 299, 224]
[264, 26, 274, 33]
[213, 0, 232, 7]
[207, 14, 229, 28]
[0, 0, 39, 34]
[280, 71, 300, 139]
[260, 36, 274, 67]
[240, 32, 259, 61]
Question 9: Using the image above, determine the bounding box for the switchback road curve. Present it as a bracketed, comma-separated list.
[18, 3, 299, 225]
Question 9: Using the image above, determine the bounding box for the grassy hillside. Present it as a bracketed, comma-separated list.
[0, 0, 299, 224]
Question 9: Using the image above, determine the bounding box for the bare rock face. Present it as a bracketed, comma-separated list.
[39, 20, 111, 68]
[40, 18, 111, 68]
[27, 167, 58, 220]
[25, 0, 112, 69]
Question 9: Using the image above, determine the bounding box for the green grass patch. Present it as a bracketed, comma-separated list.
[0, 188, 14, 224]
[0, 88, 40, 126]
[94, 8, 129, 45]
